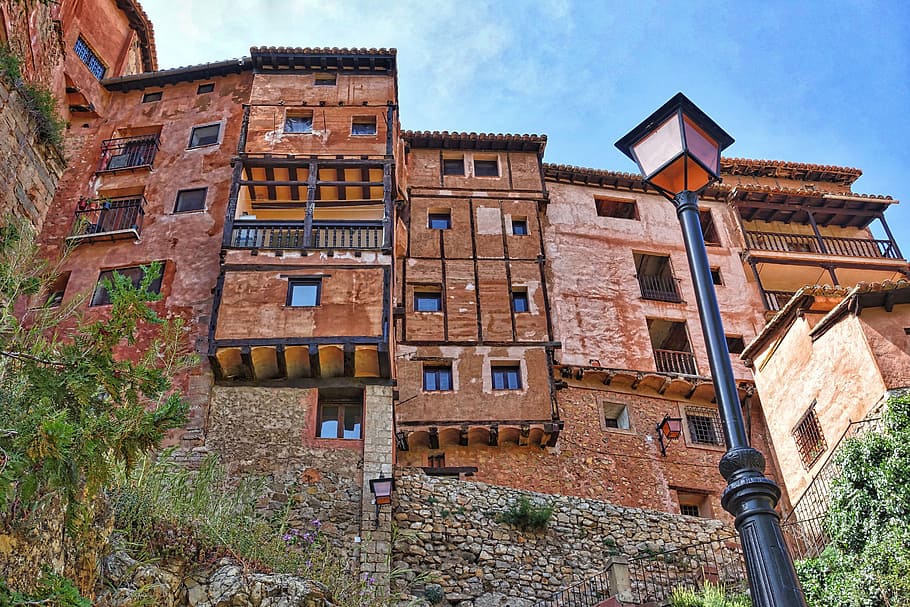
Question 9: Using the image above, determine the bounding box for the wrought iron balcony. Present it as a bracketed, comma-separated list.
[67, 196, 146, 243]
[745, 230, 901, 259]
[98, 134, 160, 172]
[230, 220, 385, 250]
[654, 349, 697, 375]
[637, 274, 682, 303]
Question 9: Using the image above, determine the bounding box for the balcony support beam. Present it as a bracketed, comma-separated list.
[806, 210, 829, 254]
[877, 212, 903, 260]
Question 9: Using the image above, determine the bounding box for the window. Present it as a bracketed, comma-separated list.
[680, 504, 701, 517]
[699, 209, 720, 245]
[196, 83, 215, 94]
[511, 218, 529, 236]
[142, 91, 162, 103]
[793, 405, 827, 469]
[492, 364, 521, 390]
[726, 335, 745, 355]
[677, 492, 710, 518]
[443, 157, 465, 176]
[595, 196, 639, 219]
[710, 267, 723, 286]
[685, 406, 723, 446]
[74, 36, 106, 79]
[317, 397, 362, 439]
[189, 123, 221, 148]
[414, 289, 442, 312]
[284, 111, 313, 134]
[428, 453, 446, 468]
[512, 289, 529, 313]
[473, 158, 499, 177]
[428, 211, 451, 230]
[351, 116, 377, 136]
[45, 272, 70, 307]
[287, 279, 321, 307]
[174, 188, 207, 213]
[315, 73, 336, 86]
[603, 402, 630, 430]
[423, 365, 453, 391]
[91, 265, 163, 307]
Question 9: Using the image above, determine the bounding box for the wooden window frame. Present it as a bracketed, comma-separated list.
[491, 364, 521, 390]
[423, 365, 453, 392]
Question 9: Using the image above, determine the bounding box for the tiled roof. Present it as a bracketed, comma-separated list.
[542, 163, 730, 199]
[119, 0, 157, 72]
[103, 57, 252, 91]
[250, 46, 396, 56]
[722, 157, 862, 185]
[250, 47, 396, 74]
[741, 281, 910, 361]
[403, 130, 547, 153]
[731, 183, 894, 202]
[811, 280, 910, 339]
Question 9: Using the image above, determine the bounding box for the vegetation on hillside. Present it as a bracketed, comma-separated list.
[796, 391, 910, 606]
[0, 43, 65, 148]
[670, 582, 751, 607]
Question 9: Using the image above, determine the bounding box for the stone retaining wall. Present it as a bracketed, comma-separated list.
[392, 472, 737, 604]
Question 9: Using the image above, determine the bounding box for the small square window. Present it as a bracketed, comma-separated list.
[474, 158, 499, 177]
[511, 218, 529, 236]
[423, 365, 453, 391]
[174, 188, 207, 213]
[710, 267, 723, 285]
[677, 492, 710, 518]
[91, 265, 163, 307]
[351, 116, 377, 136]
[492, 364, 521, 390]
[686, 406, 723, 446]
[428, 212, 451, 230]
[443, 157, 465, 176]
[318, 400, 362, 439]
[288, 279, 321, 307]
[142, 91, 162, 103]
[189, 123, 221, 148]
[512, 289, 529, 313]
[603, 402, 630, 430]
[284, 112, 313, 134]
[726, 335, 745, 355]
[700, 209, 720, 245]
[680, 504, 700, 517]
[595, 196, 639, 219]
[196, 83, 215, 94]
[414, 290, 442, 312]
[315, 73, 336, 86]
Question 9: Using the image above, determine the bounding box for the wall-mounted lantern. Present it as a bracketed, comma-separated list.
[656, 414, 683, 457]
[368, 474, 395, 528]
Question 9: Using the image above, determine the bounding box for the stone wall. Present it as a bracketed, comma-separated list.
[0, 80, 65, 230]
[392, 472, 738, 604]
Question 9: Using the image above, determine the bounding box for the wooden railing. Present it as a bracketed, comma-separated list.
[98, 134, 159, 172]
[230, 220, 385, 250]
[745, 230, 900, 259]
[654, 349, 697, 375]
[637, 274, 682, 303]
[68, 196, 146, 239]
[763, 290, 796, 312]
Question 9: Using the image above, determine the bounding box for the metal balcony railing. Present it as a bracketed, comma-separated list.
[637, 274, 682, 303]
[762, 290, 796, 312]
[68, 196, 146, 241]
[654, 349, 697, 375]
[98, 134, 160, 172]
[745, 230, 901, 259]
[230, 220, 385, 250]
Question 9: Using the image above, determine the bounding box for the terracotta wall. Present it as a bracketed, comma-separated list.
[862, 303, 910, 389]
[405, 148, 543, 192]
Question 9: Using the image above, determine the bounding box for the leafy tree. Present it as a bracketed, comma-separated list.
[796, 392, 910, 606]
[0, 220, 190, 528]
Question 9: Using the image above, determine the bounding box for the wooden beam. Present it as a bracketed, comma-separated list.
[657, 377, 672, 395]
[459, 425, 469, 446]
[428, 427, 439, 450]
[289, 166, 300, 201]
[378, 343, 391, 378]
[275, 344, 287, 379]
[488, 424, 499, 446]
[240, 346, 255, 381]
[264, 166, 277, 200]
[337, 167, 346, 201]
[343, 343, 355, 377]
[518, 425, 530, 447]
[308, 344, 320, 378]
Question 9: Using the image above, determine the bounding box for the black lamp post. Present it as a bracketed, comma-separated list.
[616, 93, 807, 606]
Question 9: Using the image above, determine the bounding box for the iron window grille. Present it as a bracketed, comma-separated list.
[492, 365, 521, 390]
[423, 366, 453, 391]
[685, 406, 723, 446]
[74, 36, 106, 79]
[792, 405, 827, 469]
[680, 504, 701, 517]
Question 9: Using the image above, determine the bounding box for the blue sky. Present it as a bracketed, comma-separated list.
[142, 0, 910, 253]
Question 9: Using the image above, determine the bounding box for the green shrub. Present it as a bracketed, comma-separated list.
[20, 82, 65, 148]
[0, 571, 90, 607]
[670, 582, 751, 607]
[496, 496, 554, 531]
[0, 44, 22, 83]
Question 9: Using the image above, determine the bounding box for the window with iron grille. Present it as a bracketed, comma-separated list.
[793, 405, 827, 469]
[74, 36, 106, 79]
[685, 406, 723, 446]
[680, 504, 701, 517]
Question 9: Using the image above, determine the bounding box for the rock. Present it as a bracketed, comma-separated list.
[473, 592, 534, 607]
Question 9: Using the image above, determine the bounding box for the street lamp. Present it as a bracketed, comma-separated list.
[616, 93, 807, 607]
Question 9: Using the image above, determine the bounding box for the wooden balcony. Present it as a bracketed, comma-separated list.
[762, 290, 796, 312]
[638, 274, 682, 303]
[97, 134, 160, 172]
[229, 220, 386, 250]
[654, 349, 697, 375]
[745, 230, 901, 260]
[66, 196, 145, 244]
